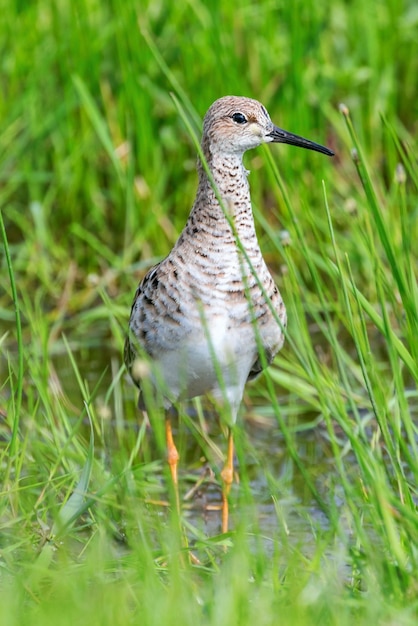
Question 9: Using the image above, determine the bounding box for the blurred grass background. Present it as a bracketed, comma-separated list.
[1, 0, 418, 624]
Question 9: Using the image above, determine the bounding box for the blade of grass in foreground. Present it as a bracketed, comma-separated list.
[324, 181, 418, 501]
[51, 402, 94, 537]
[0, 208, 23, 463]
[339, 104, 418, 360]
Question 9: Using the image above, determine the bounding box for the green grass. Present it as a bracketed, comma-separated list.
[1, 0, 418, 624]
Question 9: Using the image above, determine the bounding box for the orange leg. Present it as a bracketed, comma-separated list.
[165, 417, 181, 517]
[220, 428, 234, 534]
[166, 416, 195, 565]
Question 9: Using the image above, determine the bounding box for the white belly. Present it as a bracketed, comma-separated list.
[153, 313, 257, 423]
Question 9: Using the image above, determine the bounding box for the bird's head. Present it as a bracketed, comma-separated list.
[202, 95, 334, 158]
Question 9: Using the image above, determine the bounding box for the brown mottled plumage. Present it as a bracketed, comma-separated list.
[125, 96, 333, 533]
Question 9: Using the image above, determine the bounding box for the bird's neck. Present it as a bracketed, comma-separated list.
[190, 149, 256, 240]
[173, 145, 267, 278]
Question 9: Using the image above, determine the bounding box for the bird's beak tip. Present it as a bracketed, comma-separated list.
[268, 125, 334, 158]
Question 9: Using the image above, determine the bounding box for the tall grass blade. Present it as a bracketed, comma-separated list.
[51, 404, 94, 536]
[0, 208, 23, 456]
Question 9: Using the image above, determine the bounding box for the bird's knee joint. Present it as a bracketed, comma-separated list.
[167, 447, 180, 467]
[220, 465, 234, 487]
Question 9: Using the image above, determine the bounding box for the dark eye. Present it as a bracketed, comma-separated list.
[231, 112, 247, 124]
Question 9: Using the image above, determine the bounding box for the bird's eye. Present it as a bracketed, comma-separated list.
[231, 112, 247, 124]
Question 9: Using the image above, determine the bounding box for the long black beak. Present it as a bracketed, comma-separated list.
[268, 125, 334, 157]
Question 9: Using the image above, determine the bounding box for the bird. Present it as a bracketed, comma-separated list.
[125, 95, 334, 534]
